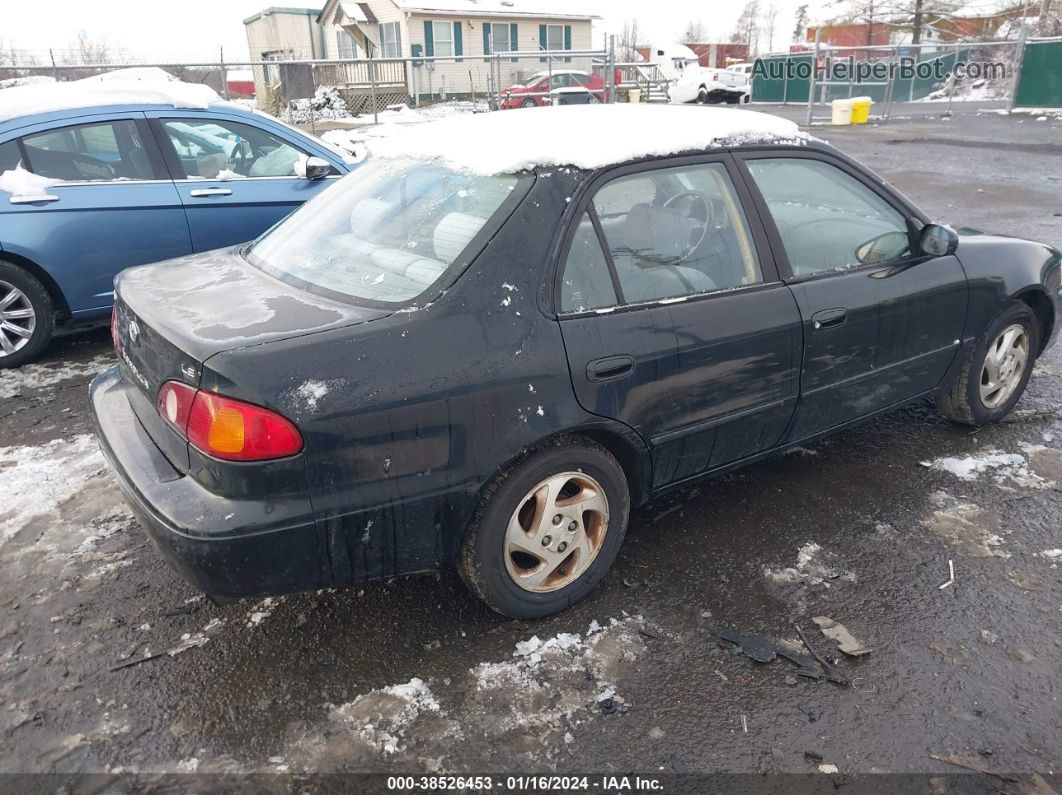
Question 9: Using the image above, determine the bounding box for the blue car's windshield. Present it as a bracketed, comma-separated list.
[245, 158, 525, 305]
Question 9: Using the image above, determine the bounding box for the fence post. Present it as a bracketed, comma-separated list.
[220, 47, 229, 100]
[806, 28, 820, 125]
[607, 35, 616, 104]
[49, 49, 59, 82]
[1009, 29, 1028, 111]
[369, 53, 379, 124]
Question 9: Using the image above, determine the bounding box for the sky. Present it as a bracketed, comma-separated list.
[0, 0, 835, 62]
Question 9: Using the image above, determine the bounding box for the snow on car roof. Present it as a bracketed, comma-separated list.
[0, 80, 221, 124]
[369, 104, 808, 175]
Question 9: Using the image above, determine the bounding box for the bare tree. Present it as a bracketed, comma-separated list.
[764, 4, 782, 52]
[618, 18, 643, 62]
[1039, 0, 1062, 36]
[793, 3, 810, 43]
[730, 0, 763, 54]
[681, 19, 708, 44]
[64, 31, 126, 65]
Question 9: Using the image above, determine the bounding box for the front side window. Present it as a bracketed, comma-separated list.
[590, 162, 762, 304]
[380, 22, 402, 58]
[21, 120, 153, 182]
[429, 20, 454, 57]
[246, 158, 525, 305]
[560, 213, 617, 313]
[746, 157, 910, 276]
[161, 118, 316, 179]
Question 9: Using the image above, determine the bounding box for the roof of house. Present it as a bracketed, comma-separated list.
[243, 6, 323, 25]
[369, 104, 807, 175]
[321, 0, 598, 23]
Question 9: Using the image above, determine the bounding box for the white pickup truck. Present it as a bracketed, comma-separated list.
[668, 60, 751, 105]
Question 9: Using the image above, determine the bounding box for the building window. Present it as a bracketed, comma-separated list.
[546, 24, 565, 51]
[380, 22, 402, 58]
[490, 22, 512, 54]
[336, 30, 357, 59]
[429, 20, 454, 57]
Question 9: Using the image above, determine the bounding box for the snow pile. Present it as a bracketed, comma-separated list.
[763, 541, 855, 586]
[922, 492, 1009, 559]
[281, 85, 353, 124]
[330, 678, 441, 755]
[0, 354, 112, 398]
[369, 104, 808, 174]
[0, 79, 220, 123]
[246, 597, 279, 628]
[0, 75, 56, 89]
[79, 67, 180, 83]
[925, 448, 1052, 490]
[0, 166, 60, 197]
[0, 435, 112, 543]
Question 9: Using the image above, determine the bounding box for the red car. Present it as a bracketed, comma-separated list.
[500, 70, 606, 109]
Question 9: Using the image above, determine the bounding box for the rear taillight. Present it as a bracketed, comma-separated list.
[111, 306, 121, 355]
[156, 381, 303, 462]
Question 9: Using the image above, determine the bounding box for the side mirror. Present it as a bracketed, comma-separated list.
[855, 230, 910, 265]
[920, 223, 959, 257]
[302, 156, 332, 180]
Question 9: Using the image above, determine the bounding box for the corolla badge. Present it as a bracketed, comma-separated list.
[128, 319, 140, 343]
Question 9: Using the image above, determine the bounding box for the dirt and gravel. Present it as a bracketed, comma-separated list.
[1, 107, 1060, 789]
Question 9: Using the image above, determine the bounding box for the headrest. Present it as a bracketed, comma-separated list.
[433, 212, 486, 263]
[622, 203, 689, 265]
[350, 198, 395, 237]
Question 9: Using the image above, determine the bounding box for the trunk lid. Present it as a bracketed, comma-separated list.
[114, 246, 389, 470]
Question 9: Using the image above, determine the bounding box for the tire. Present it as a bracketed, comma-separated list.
[522, 98, 537, 109]
[936, 302, 1039, 426]
[697, 86, 709, 104]
[459, 436, 630, 619]
[0, 261, 54, 370]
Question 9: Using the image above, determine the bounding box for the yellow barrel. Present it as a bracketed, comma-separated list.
[851, 96, 873, 124]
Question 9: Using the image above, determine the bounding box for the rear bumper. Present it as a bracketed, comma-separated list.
[89, 366, 328, 599]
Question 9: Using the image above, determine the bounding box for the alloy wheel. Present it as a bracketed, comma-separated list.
[0, 280, 36, 357]
[980, 323, 1029, 409]
[504, 471, 609, 592]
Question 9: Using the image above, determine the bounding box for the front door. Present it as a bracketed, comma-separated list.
[739, 153, 967, 440]
[0, 115, 190, 316]
[148, 113, 338, 251]
[557, 157, 803, 489]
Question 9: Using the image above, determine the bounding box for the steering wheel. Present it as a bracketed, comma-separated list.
[228, 137, 252, 173]
[663, 190, 714, 263]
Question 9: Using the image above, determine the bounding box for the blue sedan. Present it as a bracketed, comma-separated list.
[0, 83, 357, 367]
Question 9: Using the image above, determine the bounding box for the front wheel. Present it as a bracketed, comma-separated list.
[0, 261, 54, 369]
[459, 437, 630, 618]
[936, 302, 1039, 426]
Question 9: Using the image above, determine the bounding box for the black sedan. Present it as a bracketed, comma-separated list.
[91, 106, 1061, 619]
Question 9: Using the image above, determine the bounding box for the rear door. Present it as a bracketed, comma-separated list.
[146, 111, 343, 251]
[0, 113, 190, 316]
[557, 155, 803, 489]
[736, 151, 967, 440]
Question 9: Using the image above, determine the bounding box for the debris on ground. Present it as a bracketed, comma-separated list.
[939, 559, 956, 589]
[929, 753, 1018, 781]
[818, 763, 839, 774]
[708, 626, 821, 680]
[793, 624, 851, 686]
[804, 750, 824, 763]
[811, 616, 872, 657]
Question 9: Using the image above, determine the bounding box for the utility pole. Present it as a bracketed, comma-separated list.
[912, 0, 924, 44]
[866, 0, 875, 47]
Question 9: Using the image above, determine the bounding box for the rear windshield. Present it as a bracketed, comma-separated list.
[245, 158, 526, 306]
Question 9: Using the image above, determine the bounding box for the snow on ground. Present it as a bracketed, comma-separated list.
[0, 434, 117, 543]
[924, 447, 1054, 490]
[330, 678, 442, 755]
[0, 354, 112, 399]
[319, 100, 487, 157]
[0, 79, 220, 123]
[0, 75, 56, 89]
[922, 492, 1009, 559]
[763, 541, 855, 586]
[78, 67, 179, 83]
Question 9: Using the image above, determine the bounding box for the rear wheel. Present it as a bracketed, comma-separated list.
[522, 98, 537, 109]
[696, 86, 709, 104]
[0, 261, 54, 369]
[459, 437, 630, 618]
[936, 302, 1039, 426]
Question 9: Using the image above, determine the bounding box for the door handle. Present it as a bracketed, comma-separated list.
[587, 355, 633, 382]
[9, 194, 59, 204]
[189, 188, 233, 197]
[811, 308, 847, 330]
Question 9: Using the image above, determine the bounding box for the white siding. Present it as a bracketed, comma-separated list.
[244, 10, 324, 96]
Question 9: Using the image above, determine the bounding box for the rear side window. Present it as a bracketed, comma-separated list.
[0, 140, 21, 172]
[560, 213, 617, 313]
[590, 162, 762, 304]
[160, 118, 319, 179]
[746, 157, 910, 276]
[22, 120, 154, 182]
